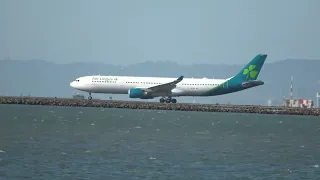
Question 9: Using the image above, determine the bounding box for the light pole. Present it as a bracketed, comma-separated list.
[317, 92, 320, 108]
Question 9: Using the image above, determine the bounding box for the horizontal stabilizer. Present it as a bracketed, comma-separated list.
[241, 80, 264, 88]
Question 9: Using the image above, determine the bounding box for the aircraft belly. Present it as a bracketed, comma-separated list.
[93, 84, 108, 93]
[108, 85, 129, 94]
[87, 84, 122, 93]
[79, 84, 92, 92]
[180, 88, 209, 96]
[171, 88, 184, 96]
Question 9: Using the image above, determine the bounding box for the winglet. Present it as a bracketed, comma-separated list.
[177, 75, 184, 81]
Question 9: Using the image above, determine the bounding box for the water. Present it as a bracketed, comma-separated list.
[0, 104, 320, 179]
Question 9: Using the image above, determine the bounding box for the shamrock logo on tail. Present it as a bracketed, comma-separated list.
[243, 65, 258, 79]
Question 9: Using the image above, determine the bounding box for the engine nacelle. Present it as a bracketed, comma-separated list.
[128, 88, 149, 98]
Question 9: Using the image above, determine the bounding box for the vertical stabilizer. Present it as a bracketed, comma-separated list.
[202, 54, 267, 96]
[233, 54, 267, 82]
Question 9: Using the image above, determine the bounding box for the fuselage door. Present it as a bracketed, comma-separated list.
[118, 77, 126, 87]
[223, 81, 228, 88]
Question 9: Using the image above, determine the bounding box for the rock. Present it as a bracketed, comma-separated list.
[0, 96, 319, 116]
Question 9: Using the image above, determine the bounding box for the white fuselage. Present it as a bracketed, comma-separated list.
[70, 75, 227, 97]
[69, 54, 267, 102]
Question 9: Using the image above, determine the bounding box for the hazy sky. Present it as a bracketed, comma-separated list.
[1, 0, 320, 65]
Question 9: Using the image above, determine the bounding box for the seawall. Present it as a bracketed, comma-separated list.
[0, 96, 319, 116]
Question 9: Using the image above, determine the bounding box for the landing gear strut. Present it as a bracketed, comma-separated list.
[88, 93, 92, 100]
[159, 97, 177, 103]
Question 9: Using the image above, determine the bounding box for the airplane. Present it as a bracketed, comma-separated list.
[70, 54, 267, 103]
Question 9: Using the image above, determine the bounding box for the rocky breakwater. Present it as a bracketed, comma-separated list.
[0, 96, 320, 116]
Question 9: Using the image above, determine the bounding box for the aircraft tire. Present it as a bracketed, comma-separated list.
[171, 99, 177, 103]
[159, 98, 165, 103]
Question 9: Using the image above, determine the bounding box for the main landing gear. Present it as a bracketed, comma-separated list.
[88, 93, 92, 100]
[159, 97, 177, 103]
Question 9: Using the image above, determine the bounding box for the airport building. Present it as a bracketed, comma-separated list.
[282, 76, 314, 108]
[283, 98, 314, 108]
[72, 93, 85, 99]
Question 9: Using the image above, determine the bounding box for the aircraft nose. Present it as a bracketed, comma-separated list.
[70, 81, 76, 88]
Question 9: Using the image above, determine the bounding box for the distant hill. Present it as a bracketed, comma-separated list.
[1, 58, 319, 105]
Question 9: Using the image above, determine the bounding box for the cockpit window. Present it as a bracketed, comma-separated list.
[76, 79, 80, 82]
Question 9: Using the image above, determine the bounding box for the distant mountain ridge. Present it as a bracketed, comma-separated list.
[1, 58, 319, 105]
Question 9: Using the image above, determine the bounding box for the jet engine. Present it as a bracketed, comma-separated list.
[128, 88, 152, 99]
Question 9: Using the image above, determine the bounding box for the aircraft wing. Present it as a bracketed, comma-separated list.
[146, 75, 184, 93]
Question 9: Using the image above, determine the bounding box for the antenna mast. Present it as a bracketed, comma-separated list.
[290, 76, 293, 100]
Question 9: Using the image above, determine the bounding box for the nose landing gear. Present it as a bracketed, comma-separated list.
[88, 93, 92, 100]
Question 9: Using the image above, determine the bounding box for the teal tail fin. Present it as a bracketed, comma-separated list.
[200, 54, 267, 96]
[233, 54, 267, 82]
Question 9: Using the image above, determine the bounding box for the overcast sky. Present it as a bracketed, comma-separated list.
[1, 0, 319, 65]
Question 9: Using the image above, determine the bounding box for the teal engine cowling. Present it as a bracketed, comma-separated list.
[128, 88, 153, 99]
